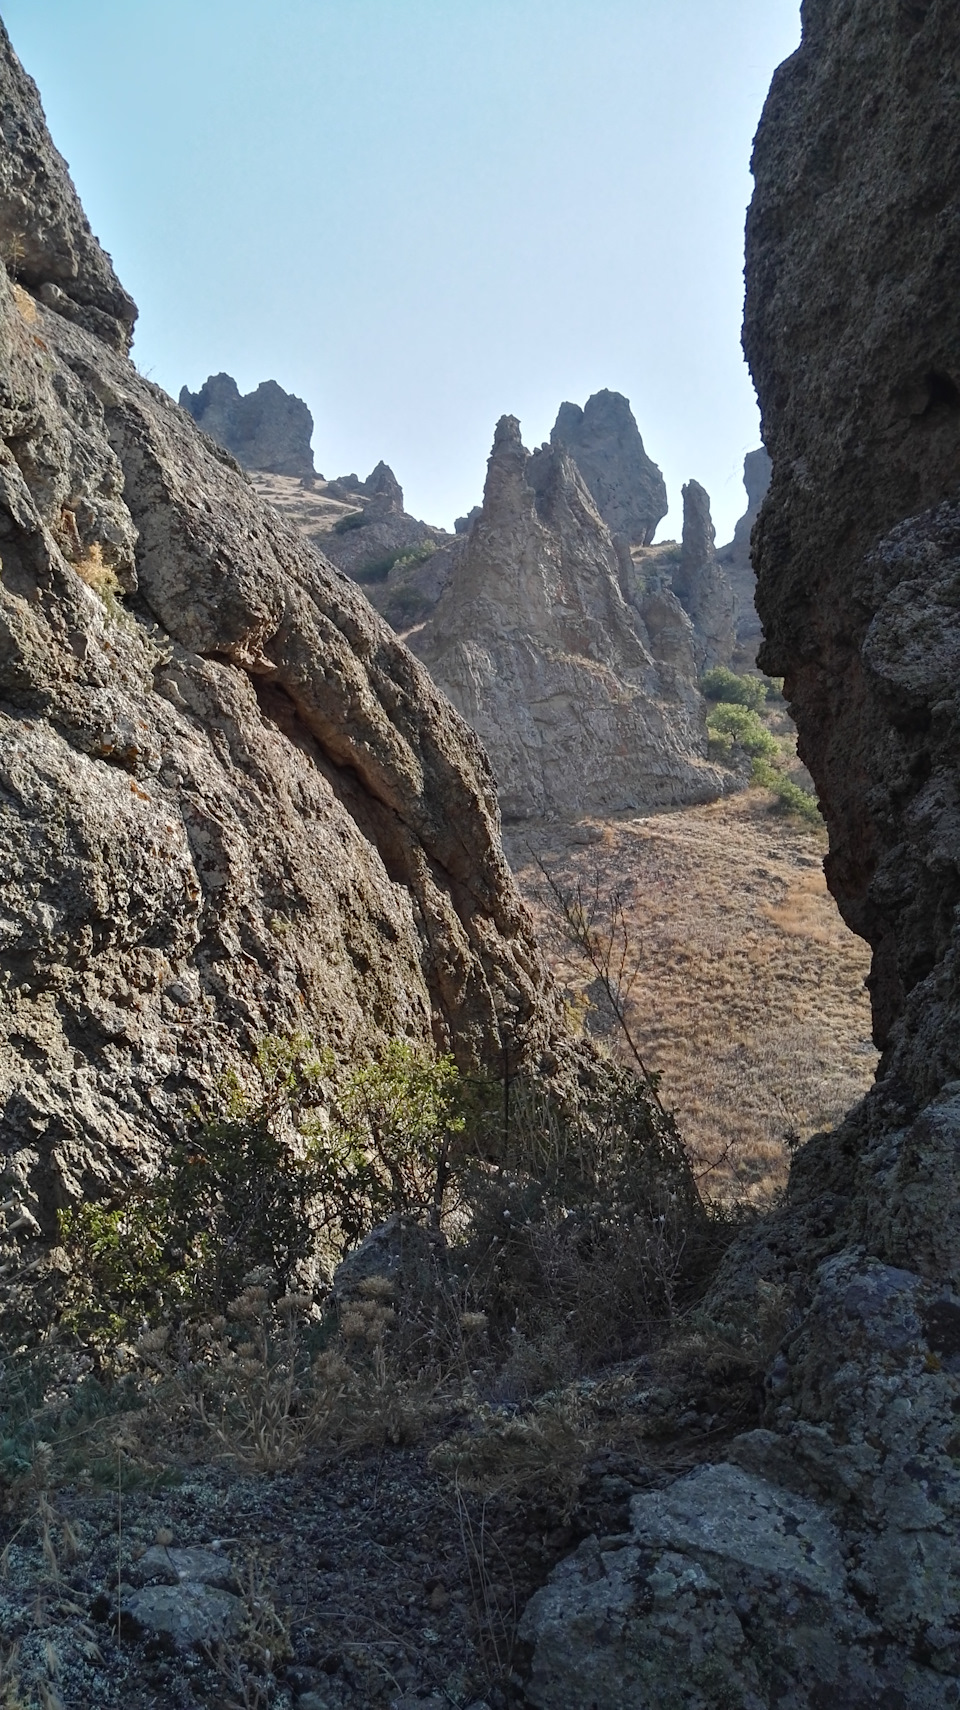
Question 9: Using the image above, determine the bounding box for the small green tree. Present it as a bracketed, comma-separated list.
[700, 666, 769, 712]
[317, 1040, 467, 1238]
[707, 701, 779, 759]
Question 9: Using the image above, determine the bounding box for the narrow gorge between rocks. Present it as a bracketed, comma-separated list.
[2, 4, 960, 1709]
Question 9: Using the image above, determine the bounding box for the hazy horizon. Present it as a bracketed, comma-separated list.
[2, 0, 801, 541]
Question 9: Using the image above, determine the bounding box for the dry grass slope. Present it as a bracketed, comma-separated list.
[507, 790, 878, 1206]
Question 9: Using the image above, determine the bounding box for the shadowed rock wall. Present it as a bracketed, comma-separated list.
[745, 0, 960, 1087]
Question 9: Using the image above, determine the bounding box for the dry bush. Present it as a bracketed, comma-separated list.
[207, 1554, 292, 1710]
[132, 1267, 442, 1473]
[432, 1395, 594, 1523]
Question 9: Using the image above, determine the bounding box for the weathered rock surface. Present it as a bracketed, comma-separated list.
[521, 5, 960, 1704]
[0, 24, 566, 1240]
[717, 447, 771, 655]
[410, 417, 726, 822]
[671, 479, 737, 670]
[179, 371, 316, 477]
[122, 1583, 245, 1651]
[550, 390, 668, 546]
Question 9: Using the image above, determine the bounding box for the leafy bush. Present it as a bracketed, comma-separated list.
[700, 666, 769, 712]
[317, 1039, 469, 1240]
[750, 758, 822, 823]
[706, 701, 779, 759]
[354, 541, 436, 585]
[57, 1036, 471, 1337]
[54, 1031, 727, 1397]
[333, 509, 366, 534]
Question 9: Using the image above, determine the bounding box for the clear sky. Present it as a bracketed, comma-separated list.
[2, 1, 800, 541]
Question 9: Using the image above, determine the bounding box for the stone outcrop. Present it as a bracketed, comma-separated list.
[521, 5, 960, 1704]
[410, 416, 725, 821]
[671, 478, 737, 670]
[550, 389, 668, 545]
[717, 446, 771, 654]
[179, 372, 316, 477]
[0, 24, 566, 1242]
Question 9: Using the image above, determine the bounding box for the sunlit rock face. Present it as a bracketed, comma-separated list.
[0, 21, 567, 1237]
[179, 372, 316, 478]
[673, 478, 736, 671]
[717, 446, 771, 653]
[411, 415, 725, 821]
[521, 6, 960, 1704]
[550, 388, 668, 546]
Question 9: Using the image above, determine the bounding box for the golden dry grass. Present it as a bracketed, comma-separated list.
[507, 790, 878, 1207]
[11, 282, 37, 323]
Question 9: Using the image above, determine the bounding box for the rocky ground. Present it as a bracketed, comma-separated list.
[0, 1341, 765, 1710]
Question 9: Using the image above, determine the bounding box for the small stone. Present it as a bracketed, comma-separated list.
[122, 1582, 245, 1651]
[133, 1546, 237, 1591]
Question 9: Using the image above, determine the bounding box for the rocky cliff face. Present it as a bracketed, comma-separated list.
[521, 6, 960, 1704]
[717, 446, 771, 655]
[672, 478, 737, 669]
[550, 389, 668, 545]
[0, 26, 565, 1241]
[179, 372, 316, 478]
[410, 416, 725, 821]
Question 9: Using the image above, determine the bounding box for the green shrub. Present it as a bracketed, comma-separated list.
[750, 758, 822, 823]
[387, 586, 432, 625]
[354, 541, 437, 584]
[700, 666, 769, 712]
[333, 509, 366, 534]
[57, 1036, 471, 1336]
[55, 1031, 727, 1384]
[316, 1039, 469, 1240]
[706, 701, 779, 759]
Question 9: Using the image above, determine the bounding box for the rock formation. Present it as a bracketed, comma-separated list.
[522, 5, 960, 1703]
[410, 416, 725, 821]
[179, 372, 316, 477]
[244, 464, 454, 630]
[672, 478, 737, 669]
[550, 389, 668, 545]
[717, 446, 771, 654]
[0, 24, 565, 1241]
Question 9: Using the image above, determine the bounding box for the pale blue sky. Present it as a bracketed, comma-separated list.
[3, 1, 800, 540]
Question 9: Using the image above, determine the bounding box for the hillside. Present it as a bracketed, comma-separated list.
[508, 791, 877, 1205]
